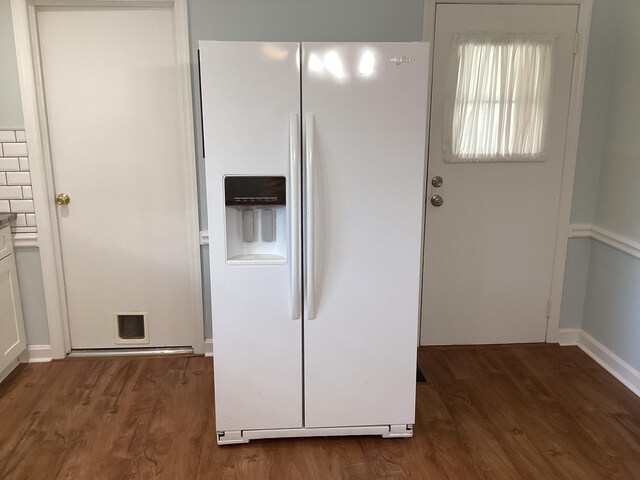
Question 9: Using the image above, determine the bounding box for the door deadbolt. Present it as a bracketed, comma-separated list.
[430, 194, 443, 207]
[431, 176, 443, 188]
[56, 192, 70, 205]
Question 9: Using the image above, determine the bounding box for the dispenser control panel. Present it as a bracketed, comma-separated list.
[225, 176, 286, 206]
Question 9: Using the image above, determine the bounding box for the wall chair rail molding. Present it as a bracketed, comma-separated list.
[569, 223, 640, 260]
[12, 0, 202, 359]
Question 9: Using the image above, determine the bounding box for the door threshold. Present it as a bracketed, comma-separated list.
[68, 346, 194, 358]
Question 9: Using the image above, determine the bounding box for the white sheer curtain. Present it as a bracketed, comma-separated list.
[443, 33, 555, 163]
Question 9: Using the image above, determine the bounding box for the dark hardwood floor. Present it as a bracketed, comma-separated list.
[0, 345, 639, 479]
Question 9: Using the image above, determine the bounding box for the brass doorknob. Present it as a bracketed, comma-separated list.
[56, 192, 70, 205]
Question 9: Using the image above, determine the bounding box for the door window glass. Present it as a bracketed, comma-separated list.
[444, 33, 556, 163]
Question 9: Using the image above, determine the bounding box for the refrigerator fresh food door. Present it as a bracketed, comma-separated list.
[301, 42, 429, 428]
[200, 41, 303, 432]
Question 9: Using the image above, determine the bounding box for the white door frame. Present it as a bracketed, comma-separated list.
[11, 0, 204, 358]
[421, 0, 593, 344]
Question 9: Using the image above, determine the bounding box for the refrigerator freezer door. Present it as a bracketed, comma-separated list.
[301, 43, 429, 428]
[200, 41, 303, 432]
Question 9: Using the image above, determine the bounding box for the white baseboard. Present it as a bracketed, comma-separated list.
[557, 328, 581, 346]
[558, 328, 640, 398]
[19, 344, 53, 363]
[204, 338, 213, 357]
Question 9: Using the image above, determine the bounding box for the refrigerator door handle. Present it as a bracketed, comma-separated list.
[290, 113, 301, 319]
[305, 113, 316, 320]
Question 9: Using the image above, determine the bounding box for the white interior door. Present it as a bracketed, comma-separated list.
[37, 7, 199, 349]
[302, 43, 429, 428]
[421, 4, 579, 345]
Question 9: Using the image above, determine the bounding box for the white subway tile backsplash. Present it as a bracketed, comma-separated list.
[12, 214, 27, 227]
[2, 143, 27, 156]
[0, 186, 23, 199]
[0, 131, 16, 143]
[12, 226, 37, 233]
[6, 171, 30, 185]
[1, 129, 36, 234]
[0, 157, 20, 171]
[10, 199, 34, 213]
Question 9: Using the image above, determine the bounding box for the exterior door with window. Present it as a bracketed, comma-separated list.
[421, 4, 579, 345]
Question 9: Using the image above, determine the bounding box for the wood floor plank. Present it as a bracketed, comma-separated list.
[462, 375, 559, 480]
[436, 379, 522, 480]
[415, 384, 479, 479]
[0, 346, 638, 479]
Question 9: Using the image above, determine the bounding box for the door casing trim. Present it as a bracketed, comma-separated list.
[11, 0, 204, 358]
[420, 0, 593, 344]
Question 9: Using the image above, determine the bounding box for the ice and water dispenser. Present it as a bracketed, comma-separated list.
[224, 176, 287, 263]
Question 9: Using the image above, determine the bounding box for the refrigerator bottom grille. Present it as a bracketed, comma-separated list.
[217, 424, 413, 445]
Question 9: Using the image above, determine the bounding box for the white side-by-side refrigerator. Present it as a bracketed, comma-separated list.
[200, 41, 429, 444]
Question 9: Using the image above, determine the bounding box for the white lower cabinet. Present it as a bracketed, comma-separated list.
[0, 225, 26, 380]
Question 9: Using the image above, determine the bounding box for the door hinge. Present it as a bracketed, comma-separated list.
[573, 32, 579, 55]
[547, 299, 552, 318]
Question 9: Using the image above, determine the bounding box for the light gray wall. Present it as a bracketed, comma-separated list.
[4, 0, 634, 357]
[1, 0, 50, 347]
[583, 243, 640, 371]
[559, 0, 614, 328]
[0, 0, 24, 129]
[568, 0, 615, 224]
[14, 248, 50, 345]
[592, 0, 640, 239]
[188, 0, 425, 338]
[559, 238, 591, 329]
[578, 0, 640, 371]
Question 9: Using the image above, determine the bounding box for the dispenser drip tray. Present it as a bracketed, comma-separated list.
[224, 176, 287, 264]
